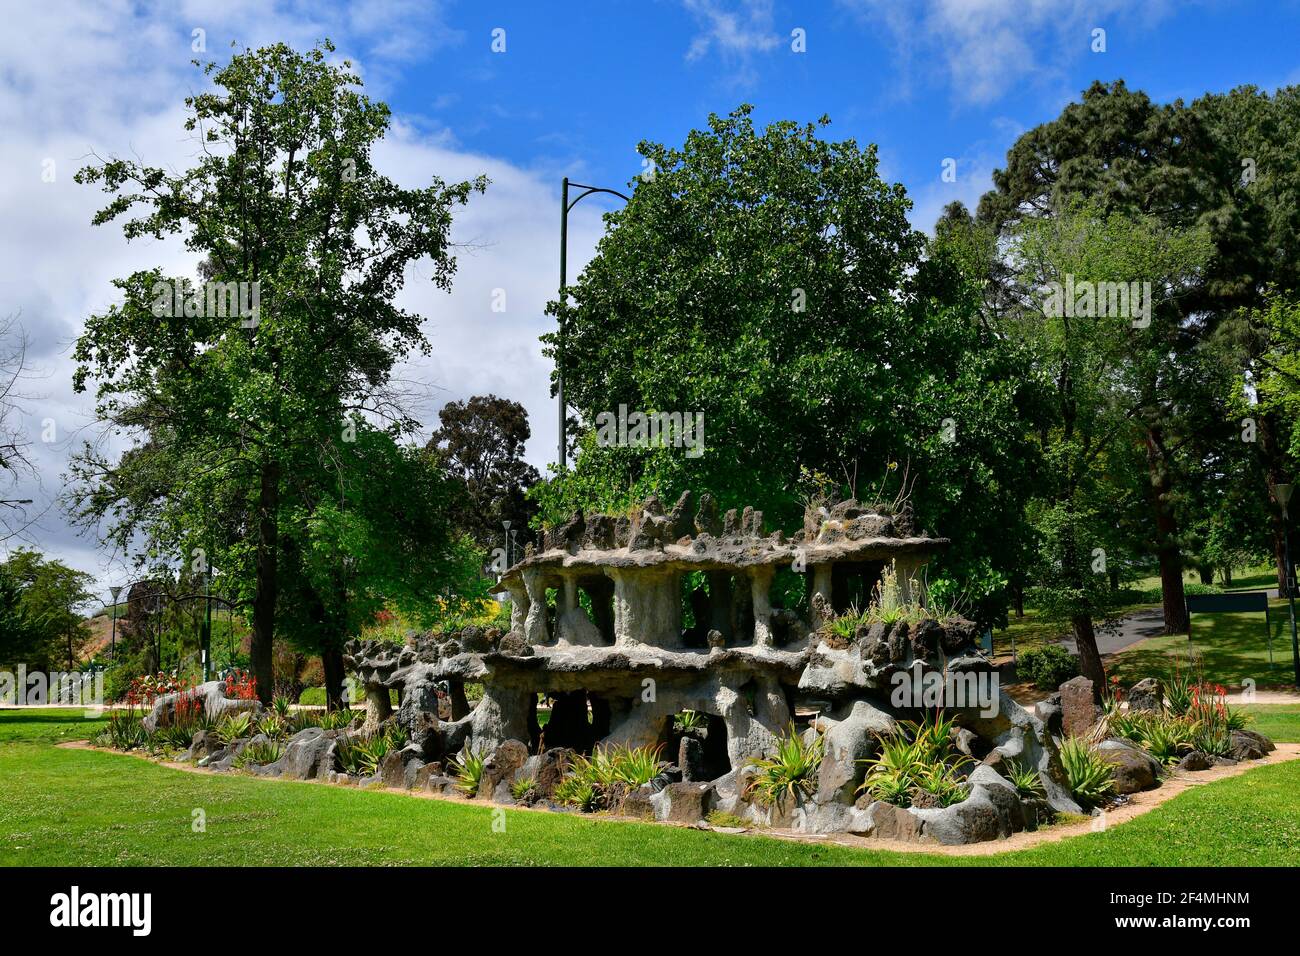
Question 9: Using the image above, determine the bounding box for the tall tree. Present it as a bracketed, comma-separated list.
[538, 106, 1046, 628]
[0, 550, 95, 671]
[69, 42, 486, 702]
[977, 80, 1248, 633]
[426, 395, 539, 549]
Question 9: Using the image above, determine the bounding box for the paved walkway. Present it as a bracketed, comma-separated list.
[1057, 607, 1167, 656]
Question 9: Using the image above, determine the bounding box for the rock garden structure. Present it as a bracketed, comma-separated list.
[127, 490, 1279, 847]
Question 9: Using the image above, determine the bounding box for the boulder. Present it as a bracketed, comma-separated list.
[277, 727, 335, 780]
[1059, 676, 1099, 738]
[525, 747, 576, 800]
[497, 632, 533, 657]
[1035, 693, 1063, 737]
[651, 781, 711, 824]
[480, 739, 529, 799]
[857, 800, 924, 841]
[1176, 751, 1212, 772]
[910, 780, 1024, 845]
[619, 787, 656, 821]
[1097, 739, 1160, 793]
[1127, 678, 1164, 713]
[1229, 729, 1275, 761]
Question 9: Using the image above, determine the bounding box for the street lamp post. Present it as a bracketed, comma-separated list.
[1274, 483, 1300, 688]
[556, 177, 629, 470]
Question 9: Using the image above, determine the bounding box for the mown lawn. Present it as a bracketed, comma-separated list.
[1, 710, 1297, 866]
[1107, 601, 1297, 689]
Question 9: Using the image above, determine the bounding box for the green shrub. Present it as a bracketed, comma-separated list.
[334, 736, 366, 776]
[857, 713, 972, 808]
[553, 775, 599, 811]
[449, 744, 487, 795]
[257, 714, 287, 740]
[1017, 645, 1079, 690]
[510, 776, 537, 801]
[217, 712, 253, 744]
[105, 709, 146, 750]
[747, 724, 824, 807]
[1004, 758, 1044, 799]
[356, 734, 391, 776]
[1141, 582, 1221, 603]
[1059, 737, 1114, 806]
[234, 739, 283, 769]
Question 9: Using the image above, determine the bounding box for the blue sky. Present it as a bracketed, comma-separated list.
[3, 0, 1300, 588]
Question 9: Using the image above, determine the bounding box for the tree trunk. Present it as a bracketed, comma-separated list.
[1223, 565, 1233, 586]
[321, 644, 346, 712]
[1108, 569, 1119, 591]
[1012, 579, 1024, 618]
[1071, 614, 1106, 701]
[250, 460, 280, 705]
[1259, 413, 1290, 594]
[1146, 428, 1189, 635]
[1198, 565, 1214, 586]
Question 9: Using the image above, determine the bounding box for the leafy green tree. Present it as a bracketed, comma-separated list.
[427, 395, 539, 549]
[982, 80, 1300, 606]
[1000, 203, 1215, 685]
[0, 550, 96, 671]
[68, 42, 486, 702]
[275, 422, 485, 709]
[538, 106, 1046, 628]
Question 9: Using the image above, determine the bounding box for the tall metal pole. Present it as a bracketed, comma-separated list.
[201, 569, 213, 682]
[557, 176, 569, 470]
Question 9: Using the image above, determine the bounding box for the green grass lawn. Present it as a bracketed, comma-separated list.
[2, 710, 1299, 866]
[1107, 599, 1297, 689]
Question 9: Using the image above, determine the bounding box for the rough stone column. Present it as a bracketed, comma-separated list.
[522, 567, 549, 645]
[750, 564, 775, 648]
[612, 567, 682, 648]
[363, 683, 392, 732]
[811, 564, 833, 624]
[505, 580, 529, 636]
[561, 575, 579, 614]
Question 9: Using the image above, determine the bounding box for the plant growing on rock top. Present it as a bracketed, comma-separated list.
[674, 710, 705, 734]
[746, 724, 824, 806]
[1058, 737, 1114, 807]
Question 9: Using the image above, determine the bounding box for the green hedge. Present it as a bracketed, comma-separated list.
[1017, 644, 1079, 690]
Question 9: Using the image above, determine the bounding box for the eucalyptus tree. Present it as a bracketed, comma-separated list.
[69, 42, 486, 701]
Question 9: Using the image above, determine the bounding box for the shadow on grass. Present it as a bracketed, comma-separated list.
[1108, 602, 1297, 688]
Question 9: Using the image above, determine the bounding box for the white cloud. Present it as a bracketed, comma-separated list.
[0, 1, 576, 593]
[839, 0, 1176, 105]
[682, 0, 781, 63]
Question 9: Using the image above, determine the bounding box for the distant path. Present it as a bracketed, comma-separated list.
[1058, 607, 1166, 657]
